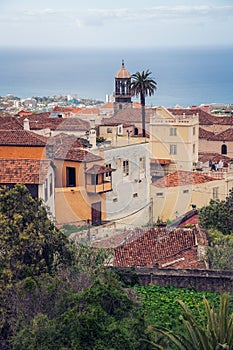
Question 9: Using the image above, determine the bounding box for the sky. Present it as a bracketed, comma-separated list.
[1, 0, 233, 49]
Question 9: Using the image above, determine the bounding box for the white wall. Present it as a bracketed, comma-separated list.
[103, 142, 152, 227]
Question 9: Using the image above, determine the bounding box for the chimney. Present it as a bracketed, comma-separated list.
[23, 118, 30, 130]
[89, 119, 96, 149]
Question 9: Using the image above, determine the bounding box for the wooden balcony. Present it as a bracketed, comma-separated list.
[85, 164, 115, 194]
[86, 180, 112, 194]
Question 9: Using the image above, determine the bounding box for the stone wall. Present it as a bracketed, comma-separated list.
[117, 267, 233, 293]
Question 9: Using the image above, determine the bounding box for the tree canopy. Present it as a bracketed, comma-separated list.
[0, 184, 151, 350]
[0, 184, 72, 285]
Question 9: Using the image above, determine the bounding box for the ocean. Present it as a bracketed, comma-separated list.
[0, 47, 233, 108]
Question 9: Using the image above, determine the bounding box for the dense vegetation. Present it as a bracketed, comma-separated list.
[1, 184, 233, 349]
[0, 185, 150, 349]
[199, 189, 233, 269]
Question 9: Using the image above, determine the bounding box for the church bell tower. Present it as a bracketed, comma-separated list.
[114, 60, 132, 113]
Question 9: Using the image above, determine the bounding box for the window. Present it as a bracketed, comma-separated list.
[170, 127, 177, 136]
[44, 179, 48, 202]
[170, 144, 177, 155]
[123, 160, 129, 176]
[66, 167, 76, 187]
[139, 157, 145, 178]
[49, 173, 53, 197]
[133, 193, 138, 198]
[107, 128, 112, 133]
[193, 127, 196, 135]
[222, 144, 227, 155]
[193, 144, 196, 154]
[91, 174, 99, 185]
[105, 163, 112, 181]
[113, 198, 118, 202]
[213, 187, 219, 199]
[156, 192, 164, 197]
[183, 189, 189, 194]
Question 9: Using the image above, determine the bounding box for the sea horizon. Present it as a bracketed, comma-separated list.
[0, 46, 233, 108]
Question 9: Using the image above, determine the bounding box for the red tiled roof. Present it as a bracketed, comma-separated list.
[100, 103, 114, 109]
[0, 130, 47, 146]
[198, 152, 231, 164]
[169, 107, 233, 126]
[77, 108, 100, 115]
[210, 128, 233, 141]
[48, 133, 102, 162]
[0, 158, 51, 184]
[199, 127, 215, 139]
[17, 113, 90, 132]
[18, 110, 33, 116]
[0, 116, 24, 130]
[85, 164, 115, 174]
[150, 158, 171, 165]
[114, 227, 207, 268]
[153, 170, 217, 188]
[102, 108, 154, 125]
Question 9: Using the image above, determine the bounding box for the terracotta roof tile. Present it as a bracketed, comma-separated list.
[102, 108, 154, 125]
[113, 227, 207, 268]
[85, 164, 115, 174]
[0, 130, 47, 146]
[77, 108, 100, 115]
[199, 127, 215, 139]
[48, 133, 102, 162]
[0, 116, 23, 130]
[17, 113, 90, 132]
[198, 152, 231, 164]
[0, 158, 51, 184]
[153, 170, 217, 188]
[211, 128, 233, 141]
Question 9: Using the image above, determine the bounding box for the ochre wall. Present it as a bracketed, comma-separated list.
[55, 187, 106, 226]
[0, 146, 46, 159]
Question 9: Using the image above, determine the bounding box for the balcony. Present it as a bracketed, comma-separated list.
[85, 164, 115, 194]
[86, 181, 113, 194]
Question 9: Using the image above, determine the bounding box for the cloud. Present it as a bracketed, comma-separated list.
[76, 5, 233, 26]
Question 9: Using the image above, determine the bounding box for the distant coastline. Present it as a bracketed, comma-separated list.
[1, 46, 233, 108]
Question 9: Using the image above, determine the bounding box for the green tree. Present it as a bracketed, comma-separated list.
[199, 189, 233, 235]
[0, 184, 72, 284]
[143, 293, 233, 350]
[11, 271, 151, 350]
[130, 70, 157, 138]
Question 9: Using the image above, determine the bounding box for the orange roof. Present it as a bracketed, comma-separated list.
[18, 110, 33, 116]
[101, 103, 114, 109]
[0, 158, 51, 184]
[77, 108, 100, 115]
[153, 170, 217, 188]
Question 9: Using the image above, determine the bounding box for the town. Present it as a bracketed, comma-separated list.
[2, 60, 233, 350]
[1, 60, 233, 271]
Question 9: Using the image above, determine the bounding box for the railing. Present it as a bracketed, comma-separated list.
[86, 181, 112, 193]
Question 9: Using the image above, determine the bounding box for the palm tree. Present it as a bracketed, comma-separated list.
[142, 293, 233, 350]
[130, 70, 157, 137]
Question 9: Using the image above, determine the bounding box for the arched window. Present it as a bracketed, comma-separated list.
[221, 144, 227, 155]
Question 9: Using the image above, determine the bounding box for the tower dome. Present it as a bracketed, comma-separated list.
[115, 60, 131, 78]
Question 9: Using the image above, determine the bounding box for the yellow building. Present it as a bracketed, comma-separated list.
[151, 170, 228, 222]
[150, 106, 199, 181]
[51, 134, 114, 227]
